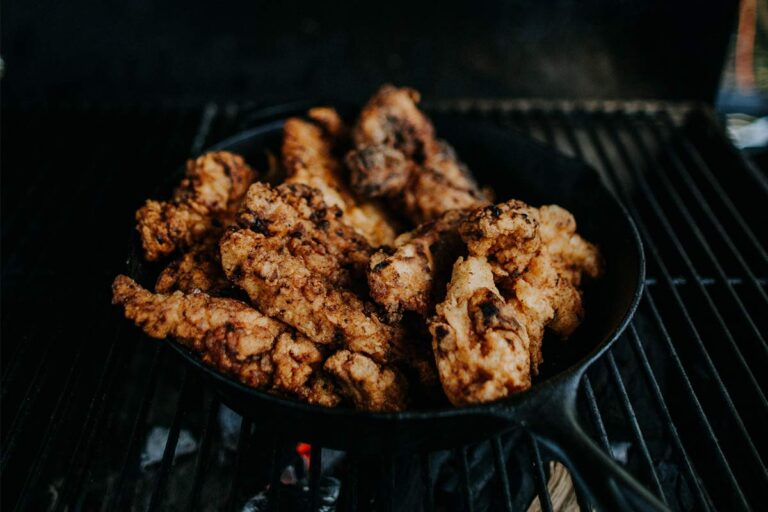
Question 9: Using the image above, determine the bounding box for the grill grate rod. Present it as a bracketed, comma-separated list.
[188, 396, 220, 511]
[640, 113, 768, 307]
[147, 370, 192, 512]
[457, 447, 475, 512]
[491, 436, 515, 512]
[226, 418, 253, 512]
[578, 110, 765, 469]
[529, 435, 554, 512]
[627, 324, 715, 511]
[567, 112, 753, 508]
[104, 346, 166, 510]
[420, 452, 434, 512]
[604, 352, 666, 501]
[657, 111, 768, 264]
[607, 111, 768, 363]
[541, 107, 714, 508]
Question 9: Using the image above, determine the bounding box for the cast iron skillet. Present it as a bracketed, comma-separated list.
[128, 105, 663, 511]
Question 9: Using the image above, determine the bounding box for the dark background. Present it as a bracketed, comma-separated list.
[3, 0, 736, 107]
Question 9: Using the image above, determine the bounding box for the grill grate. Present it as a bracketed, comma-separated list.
[1, 100, 766, 511]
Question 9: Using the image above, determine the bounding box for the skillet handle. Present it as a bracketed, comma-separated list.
[529, 406, 669, 512]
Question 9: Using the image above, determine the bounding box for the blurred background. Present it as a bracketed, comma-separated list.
[2, 0, 756, 108]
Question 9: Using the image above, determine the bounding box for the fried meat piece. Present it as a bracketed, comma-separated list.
[237, 182, 372, 279]
[113, 275, 341, 406]
[460, 201, 541, 277]
[538, 205, 602, 285]
[346, 85, 487, 224]
[271, 333, 342, 406]
[352, 85, 438, 159]
[459, 199, 602, 373]
[367, 210, 466, 321]
[428, 257, 531, 406]
[136, 151, 256, 261]
[324, 350, 408, 412]
[220, 228, 403, 364]
[112, 274, 282, 389]
[283, 112, 397, 246]
[155, 236, 231, 295]
[402, 141, 488, 225]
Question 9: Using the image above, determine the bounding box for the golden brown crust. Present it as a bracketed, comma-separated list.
[538, 205, 603, 285]
[324, 349, 408, 412]
[367, 210, 467, 321]
[429, 257, 531, 406]
[347, 86, 487, 225]
[136, 151, 256, 261]
[236, 181, 372, 280]
[459, 199, 602, 375]
[112, 274, 283, 388]
[155, 236, 231, 295]
[460, 200, 541, 277]
[220, 227, 404, 364]
[283, 113, 398, 246]
[114, 275, 343, 404]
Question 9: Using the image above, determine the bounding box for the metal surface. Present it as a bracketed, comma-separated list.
[2, 101, 766, 511]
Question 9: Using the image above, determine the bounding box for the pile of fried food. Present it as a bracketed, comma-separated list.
[112, 85, 603, 412]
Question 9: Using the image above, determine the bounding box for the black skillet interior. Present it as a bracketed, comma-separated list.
[132, 108, 644, 453]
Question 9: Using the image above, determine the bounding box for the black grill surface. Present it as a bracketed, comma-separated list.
[2, 100, 766, 511]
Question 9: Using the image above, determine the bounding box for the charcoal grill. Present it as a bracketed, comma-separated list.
[2, 99, 766, 511]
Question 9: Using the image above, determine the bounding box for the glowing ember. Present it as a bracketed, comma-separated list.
[296, 442, 311, 470]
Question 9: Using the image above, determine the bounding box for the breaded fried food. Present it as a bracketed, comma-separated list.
[428, 257, 531, 406]
[155, 236, 231, 295]
[237, 181, 372, 280]
[346, 85, 487, 224]
[538, 205, 603, 285]
[136, 151, 256, 261]
[113, 275, 341, 405]
[220, 227, 403, 364]
[324, 350, 408, 412]
[460, 201, 541, 278]
[367, 210, 466, 321]
[283, 111, 397, 246]
[459, 199, 602, 374]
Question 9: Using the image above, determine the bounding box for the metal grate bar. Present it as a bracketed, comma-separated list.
[581, 376, 611, 453]
[147, 370, 191, 512]
[309, 445, 323, 512]
[642, 288, 750, 507]
[604, 352, 666, 501]
[529, 435, 554, 512]
[341, 454, 358, 512]
[420, 452, 434, 512]
[491, 436, 515, 512]
[458, 447, 475, 512]
[607, 111, 768, 363]
[10, 319, 111, 511]
[560, 109, 752, 492]
[639, 113, 768, 306]
[188, 396, 220, 511]
[576, 111, 766, 473]
[599, 112, 768, 465]
[1, 335, 58, 470]
[105, 346, 166, 510]
[627, 323, 714, 511]
[568, 112, 753, 507]
[226, 418, 253, 512]
[656, 111, 768, 264]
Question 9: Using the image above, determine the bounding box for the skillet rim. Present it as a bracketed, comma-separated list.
[153, 114, 646, 421]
